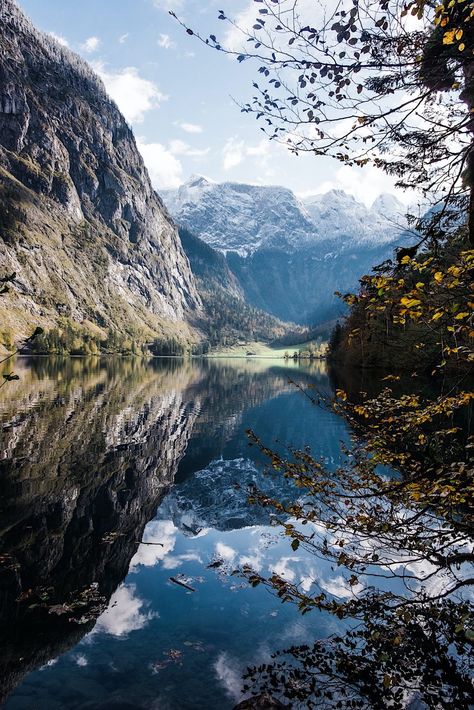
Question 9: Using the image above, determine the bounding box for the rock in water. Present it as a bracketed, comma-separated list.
[0, 0, 200, 340]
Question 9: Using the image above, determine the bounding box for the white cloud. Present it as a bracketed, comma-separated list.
[318, 574, 364, 599]
[162, 552, 202, 570]
[271, 556, 300, 583]
[169, 139, 209, 158]
[73, 654, 88, 667]
[306, 164, 415, 208]
[152, 0, 184, 10]
[80, 36, 101, 54]
[214, 652, 243, 702]
[158, 33, 176, 49]
[300, 571, 317, 593]
[39, 659, 58, 671]
[239, 549, 264, 573]
[130, 520, 177, 570]
[119, 33, 130, 44]
[94, 584, 155, 637]
[222, 137, 273, 172]
[223, 3, 259, 53]
[138, 139, 184, 189]
[94, 63, 167, 124]
[215, 541, 237, 563]
[48, 31, 69, 48]
[246, 139, 270, 159]
[179, 122, 203, 134]
[222, 137, 245, 171]
[224, 0, 324, 53]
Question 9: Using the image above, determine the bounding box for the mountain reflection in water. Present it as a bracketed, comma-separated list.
[0, 356, 348, 709]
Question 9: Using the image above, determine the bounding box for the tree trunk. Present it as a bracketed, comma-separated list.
[462, 59, 474, 245]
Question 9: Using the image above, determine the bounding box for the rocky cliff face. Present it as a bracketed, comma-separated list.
[0, 0, 200, 341]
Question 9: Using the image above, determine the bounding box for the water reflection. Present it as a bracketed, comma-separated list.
[0, 356, 347, 709]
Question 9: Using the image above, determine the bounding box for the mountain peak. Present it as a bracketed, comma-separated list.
[372, 193, 404, 215]
[187, 174, 215, 187]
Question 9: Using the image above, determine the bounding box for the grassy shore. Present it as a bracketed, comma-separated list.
[205, 340, 327, 359]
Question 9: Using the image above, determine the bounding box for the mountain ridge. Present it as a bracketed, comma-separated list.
[162, 175, 408, 258]
[162, 176, 412, 324]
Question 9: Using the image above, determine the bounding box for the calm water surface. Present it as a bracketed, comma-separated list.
[0, 357, 351, 709]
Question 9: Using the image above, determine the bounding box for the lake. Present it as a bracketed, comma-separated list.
[0, 356, 352, 709]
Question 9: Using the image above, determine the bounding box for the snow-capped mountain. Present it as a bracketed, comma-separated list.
[162, 176, 407, 257]
[302, 190, 406, 247]
[162, 175, 318, 256]
[162, 177, 412, 325]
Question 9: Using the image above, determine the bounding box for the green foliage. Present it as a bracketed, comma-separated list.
[199, 287, 287, 348]
[103, 328, 147, 356]
[271, 323, 333, 348]
[330, 232, 473, 372]
[191, 340, 210, 356]
[32, 324, 95, 356]
[178, 224, 292, 349]
[0, 328, 14, 351]
[328, 322, 343, 355]
[31, 322, 147, 356]
[150, 336, 187, 357]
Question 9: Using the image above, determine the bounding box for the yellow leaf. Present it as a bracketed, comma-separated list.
[443, 29, 456, 44]
[400, 297, 421, 308]
[459, 42, 466, 51]
[433, 271, 444, 282]
[455, 312, 469, 320]
[455, 29, 463, 40]
[431, 311, 444, 321]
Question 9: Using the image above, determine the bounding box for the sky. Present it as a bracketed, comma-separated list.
[19, 0, 413, 207]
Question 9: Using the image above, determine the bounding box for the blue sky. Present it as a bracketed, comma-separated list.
[19, 0, 410, 206]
